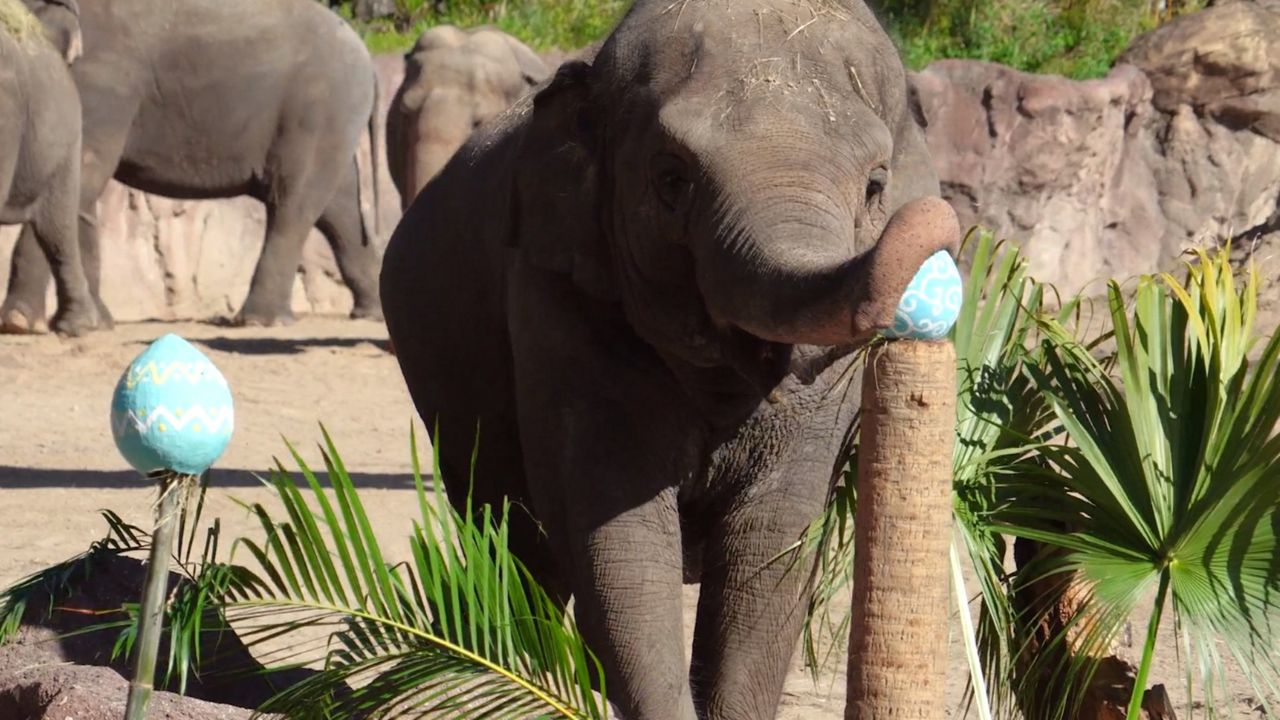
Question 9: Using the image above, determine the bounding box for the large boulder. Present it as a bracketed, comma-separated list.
[1119, 0, 1280, 142]
[913, 0, 1280, 298]
[911, 61, 1161, 294]
[0, 53, 406, 325]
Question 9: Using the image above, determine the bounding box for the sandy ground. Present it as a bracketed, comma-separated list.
[0, 317, 1271, 718]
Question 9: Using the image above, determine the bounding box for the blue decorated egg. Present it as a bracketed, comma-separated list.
[110, 334, 234, 475]
[883, 250, 964, 340]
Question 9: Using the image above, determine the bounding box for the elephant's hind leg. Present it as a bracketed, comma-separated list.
[316, 160, 383, 321]
[2, 224, 52, 334]
[238, 143, 344, 326]
[2, 211, 104, 335]
[235, 205, 314, 327]
[33, 154, 100, 337]
[3, 117, 132, 333]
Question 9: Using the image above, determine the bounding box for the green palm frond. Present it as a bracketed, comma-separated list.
[1008, 243, 1280, 718]
[0, 509, 147, 643]
[947, 230, 1075, 719]
[2, 426, 609, 719]
[202, 424, 609, 719]
[796, 429, 859, 684]
[0, 489, 288, 699]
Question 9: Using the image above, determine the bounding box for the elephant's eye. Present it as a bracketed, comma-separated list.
[865, 168, 889, 206]
[652, 153, 693, 211]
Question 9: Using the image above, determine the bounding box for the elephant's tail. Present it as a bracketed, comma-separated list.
[357, 64, 384, 247]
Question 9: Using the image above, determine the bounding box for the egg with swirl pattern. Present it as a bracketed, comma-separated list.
[110, 334, 234, 475]
[883, 250, 964, 340]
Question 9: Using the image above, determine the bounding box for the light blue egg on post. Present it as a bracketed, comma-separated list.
[883, 250, 964, 340]
[110, 334, 234, 475]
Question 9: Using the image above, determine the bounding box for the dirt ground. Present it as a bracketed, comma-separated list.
[0, 317, 1270, 718]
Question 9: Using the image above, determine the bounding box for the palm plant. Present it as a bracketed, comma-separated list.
[1004, 244, 1280, 718]
[217, 426, 609, 719]
[945, 230, 1095, 719]
[1, 426, 609, 719]
[801, 233, 1280, 720]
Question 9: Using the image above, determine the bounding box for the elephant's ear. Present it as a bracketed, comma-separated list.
[510, 60, 616, 300]
[906, 79, 928, 131]
[503, 35, 551, 86]
[886, 77, 940, 214]
[38, 0, 81, 64]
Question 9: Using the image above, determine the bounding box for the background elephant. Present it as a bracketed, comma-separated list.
[0, 0, 384, 332]
[381, 1, 958, 718]
[0, 0, 96, 336]
[386, 24, 550, 210]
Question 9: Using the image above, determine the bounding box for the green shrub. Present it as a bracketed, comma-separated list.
[328, 0, 1205, 79]
[877, 0, 1206, 79]
[329, 0, 628, 54]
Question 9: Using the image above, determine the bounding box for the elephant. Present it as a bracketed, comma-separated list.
[386, 24, 550, 211]
[380, 1, 960, 718]
[0, 0, 384, 333]
[0, 0, 97, 336]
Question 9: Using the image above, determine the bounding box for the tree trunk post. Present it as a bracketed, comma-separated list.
[846, 339, 956, 720]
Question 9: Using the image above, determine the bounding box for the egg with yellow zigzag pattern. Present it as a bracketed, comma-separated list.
[110, 334, 234, 475]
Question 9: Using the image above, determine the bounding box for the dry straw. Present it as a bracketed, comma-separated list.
[0, 0, 42, 44]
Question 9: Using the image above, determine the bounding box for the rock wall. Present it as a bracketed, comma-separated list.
[911, 0, 1280, 294]
[4, 3, 1280, 324]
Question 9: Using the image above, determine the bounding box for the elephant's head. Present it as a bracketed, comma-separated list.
[390, 25, 550, 207]
[22, 0, 80, 63]
[506, 0, 956, 381]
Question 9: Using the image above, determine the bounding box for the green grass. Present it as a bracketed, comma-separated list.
[329, 0, 1204, 79]
[330, 0, 628, 54]
[877, 0, 1205, 79]
[0, 0, 43, 44]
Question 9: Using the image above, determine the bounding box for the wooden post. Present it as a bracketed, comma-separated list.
[846, 339, 956, 720]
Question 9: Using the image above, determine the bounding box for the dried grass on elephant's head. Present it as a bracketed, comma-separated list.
[0, 0, 42, 45]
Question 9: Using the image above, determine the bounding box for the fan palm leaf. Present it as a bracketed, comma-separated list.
[1006, 244, 1280, 718]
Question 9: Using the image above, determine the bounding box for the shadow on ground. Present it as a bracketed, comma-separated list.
[0, 466, 425, 489]
[173, 336, 392, 356]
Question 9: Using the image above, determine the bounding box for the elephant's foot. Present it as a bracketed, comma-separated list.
[0, 305, 49, 335]
[95, 297, 115, 330]
[50, 303, 103, 338]
[349, 302, 384, 322]
[233, 306, 297, 328]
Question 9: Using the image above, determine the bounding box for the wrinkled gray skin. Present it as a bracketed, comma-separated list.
[1, 0, 384, 332]
[387, 25, 550, 210]
[0, 1, 96, 336]
[382, 1, 953, 718]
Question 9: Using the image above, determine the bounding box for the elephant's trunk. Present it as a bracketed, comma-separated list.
[695, 195, 959, 347]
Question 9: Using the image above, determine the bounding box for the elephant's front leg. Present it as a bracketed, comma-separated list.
[570, 487, 694, 720]
[690, 414, 844, 719]
[508, 262, 703, 720]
